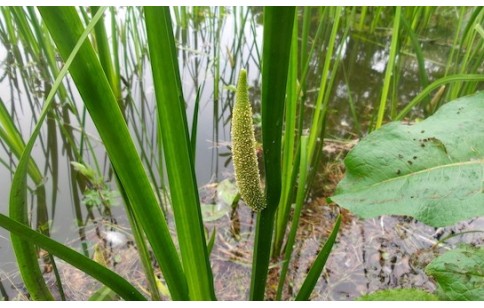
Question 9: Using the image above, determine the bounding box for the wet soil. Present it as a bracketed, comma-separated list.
[206, 197, 484, 301]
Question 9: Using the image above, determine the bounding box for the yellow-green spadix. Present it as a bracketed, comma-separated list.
[231, 69, 266, 212]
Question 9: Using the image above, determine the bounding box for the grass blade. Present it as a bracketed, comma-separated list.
[295, 214, 342, 301]
[306, 7, 342, 165]
[0, 97, 43, 184]
[91, 6, 121, 104]
[400, 12, 429, 91]
[304, 8, 343, 198]
[144, 7, 216, 300]
[273, 12, 299, 257]
[276, 136, 309, 300]
[0, 213, 145, 301]
[375, 7, 401, 129]
[7, 8, 110, 300]
[115, 174, 161, 300]
[191, 87, 201, 162]
[38, 6, 189, 300]
[396, 74, 484, 120]
[250, 6, 295, 300]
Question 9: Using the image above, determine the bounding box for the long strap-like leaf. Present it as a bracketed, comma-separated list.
[375, 6, 401, 129]
[38, 7, 189, 300]
[8, 8, 109, 300]
[144, 7, 216, 300]
[250, 6, 295, 300]
[276, 136, 309, 300]
[0, 213, 145, 300]
[396, 74, 484, 120]
[295, 214, 341, 300]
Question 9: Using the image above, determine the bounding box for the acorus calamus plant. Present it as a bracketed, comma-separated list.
[0, 6, 345, 301]
[231, 69, 266, 212]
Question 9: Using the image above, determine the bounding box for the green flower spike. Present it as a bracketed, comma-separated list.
[231, 69, 266, 212]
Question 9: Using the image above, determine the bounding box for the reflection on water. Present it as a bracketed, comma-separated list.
[0, 7, 483, 300]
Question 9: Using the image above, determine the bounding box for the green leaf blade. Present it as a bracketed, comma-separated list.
[6, 7, 112, 301]
[0, 213, 145, 301]
[426, 245, 484, 300]
[295, 214, 341, 301]
[330, 92, 484, 227]
[250, 6, 295, 301]
[38, 7, 189, 300]
[144, 7, 215, 300]
[333, 160, 483, 226]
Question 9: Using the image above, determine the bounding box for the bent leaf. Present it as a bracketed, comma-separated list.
[426, 245, 484, 300]
[0, 213, 145, 300]
[329, 92, 484, 227]
[40, 7, 188, 299]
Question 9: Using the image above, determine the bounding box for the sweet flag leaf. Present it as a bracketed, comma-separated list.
[329, 91, 484, 227]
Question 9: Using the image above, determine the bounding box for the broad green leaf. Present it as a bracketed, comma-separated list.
[425, 245, 484, 301]
[329, 92, 484, 227]
[200, 179, 237, 222]
[217, 178, 240, 206]
[357, 289, 438, 301]
[200, 203, 231, 222]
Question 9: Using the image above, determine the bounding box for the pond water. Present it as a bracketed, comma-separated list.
[0, 7, 483, 300]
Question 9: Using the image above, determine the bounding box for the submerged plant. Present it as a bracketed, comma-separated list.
[71, 161, 118, 211]
[231, 69, 266, 212]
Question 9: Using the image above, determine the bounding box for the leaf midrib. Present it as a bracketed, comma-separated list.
[342, 158, 484, 195]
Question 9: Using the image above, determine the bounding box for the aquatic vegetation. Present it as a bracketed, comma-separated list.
[0, 6, 482, 302]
